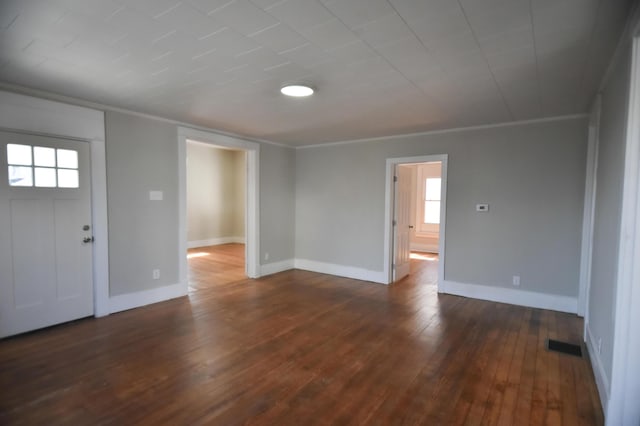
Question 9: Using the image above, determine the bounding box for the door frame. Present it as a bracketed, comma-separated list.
[579, 95, 601, 321]
[384, 154, 448, 286]
[177, 126, 260, 292]
[607, 34, 640, 425]
[0, 90, 109, 317]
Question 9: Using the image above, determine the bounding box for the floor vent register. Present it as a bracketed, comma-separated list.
[546, 339, 583, 357]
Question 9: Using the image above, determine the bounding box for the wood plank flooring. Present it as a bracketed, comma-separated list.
[188, 243, 246, 290]
[0, 253, 603, 425]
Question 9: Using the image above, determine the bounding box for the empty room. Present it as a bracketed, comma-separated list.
[1, 0, 639, 425]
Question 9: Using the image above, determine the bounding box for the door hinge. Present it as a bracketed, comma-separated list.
[392, 263, 395, 269]
[392, 220, 397, 226]
[393, 175, 397, 182]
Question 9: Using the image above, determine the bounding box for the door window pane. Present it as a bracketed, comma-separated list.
[57, 169, 79, 188]
[8, 166, 33, 186]
[34, 147, 56, 167]
[7, 144, 32, 166]
[57, 149, 78, 169]
[35, 167, 57, 187]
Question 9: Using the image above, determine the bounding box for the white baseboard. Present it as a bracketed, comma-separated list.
[410, 243, 439, 253]
[585, 322, 609, 415]
[294, 259, 387, 284]
[187, 236, 245, 248]
[440, 280, 578, 313]
[260, 259, 295, 276]
[109, 283, 187, 314]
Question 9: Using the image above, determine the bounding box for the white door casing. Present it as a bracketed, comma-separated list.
[384, 154, 448, 286]
[0, 131, 94, 337]
[177, 126, 260, 292]
[393, 165, 412, 281]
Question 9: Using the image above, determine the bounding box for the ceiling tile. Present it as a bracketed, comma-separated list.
[406, 7, 471, 45]
[326, 40, 378, 65]
[427, 32, 479, 58]
[187, 0, 237, 14]
[122, 0, 183, 18]
[464, 1, 531, 39]
[388, 0, 460, 17]
[278, 42, 334, 68]
[298, 18, 358, 50]
[250, 23, 308, 53]
[320, 0, 396, 30]
[154, 3, 227, 40]
[105, 7, 172, 42]
[351, 13, 415, 48]
[486, 46, 536, 71]
[208, 0, 279, 36]
[478, 26, 534, 57]
[262, 0, 334, 32]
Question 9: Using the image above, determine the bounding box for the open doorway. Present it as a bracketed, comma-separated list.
[178, 126, 260, 295]
[186, 141, 246, 290]
[398, 161, 442, 286]
[384, 155, 448, 288]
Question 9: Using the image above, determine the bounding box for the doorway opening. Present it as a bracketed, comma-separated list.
[178, 127, 260, 295]
[384, 155, 448, 289]
[186, 141, 246, 290]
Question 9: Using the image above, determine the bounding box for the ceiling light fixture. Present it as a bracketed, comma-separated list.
[280, 84, 314, 97]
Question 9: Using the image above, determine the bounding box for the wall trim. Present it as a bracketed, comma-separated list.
[439, 280, 578, 313]
[188, 237, 245, 249]
[260, 259, 295, 276]
[296, 114, 588, 149]
[0, 83, 291, 149]
[109, 283, 187, 314]
[294, 259, 387, 284]
[586, 322, 610, 414]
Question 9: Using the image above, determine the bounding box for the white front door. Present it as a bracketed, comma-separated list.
[0, 131, 93, 338]
[393, 165, 412, 281]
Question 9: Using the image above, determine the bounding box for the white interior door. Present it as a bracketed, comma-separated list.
[0, 131, 93, 338]
[393, 165, 412, 281]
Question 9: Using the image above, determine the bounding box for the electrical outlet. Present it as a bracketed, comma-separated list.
[264, 252, 269, 261]
[512, 275, 520, 286]
[153, 269, 160, 280]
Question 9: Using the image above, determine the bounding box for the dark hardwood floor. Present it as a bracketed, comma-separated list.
[0, 253, 603, 425]
[188, 243, 246, 290]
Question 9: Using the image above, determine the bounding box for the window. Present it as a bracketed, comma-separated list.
[423, 178, 441, 224]
[7, 144, 79, 188]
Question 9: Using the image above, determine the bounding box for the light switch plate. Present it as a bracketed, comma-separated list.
[149, 190, 163, 201]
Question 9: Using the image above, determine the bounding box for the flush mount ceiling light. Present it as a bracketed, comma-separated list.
[280, 84, 315, 97]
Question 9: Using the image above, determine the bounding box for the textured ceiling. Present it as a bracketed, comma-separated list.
[0, 0, 633, 146]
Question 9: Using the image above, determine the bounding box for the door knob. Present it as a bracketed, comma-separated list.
[82, 236, 94, 244]
[408, 225, 414, 229]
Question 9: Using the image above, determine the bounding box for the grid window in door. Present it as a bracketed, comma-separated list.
[7, 144, 79, 188]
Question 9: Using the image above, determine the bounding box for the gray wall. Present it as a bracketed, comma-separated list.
[105, 111, 179, 296]
[186, 142, 245, 242]
[260, 143, 295, 264]
[295, 118, 588, 296]
[105, 111, 296, 295]
[588, 41, 631, 386]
